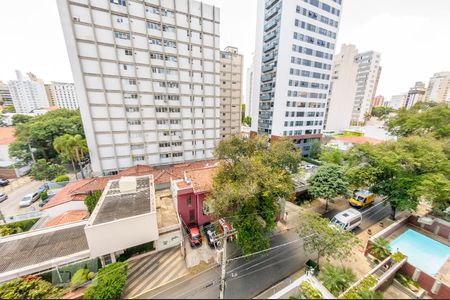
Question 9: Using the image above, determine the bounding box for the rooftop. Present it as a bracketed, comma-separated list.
[0, 223, 88, 275]
[0, 128, 15, 145]
[89, 176, 155, 226]
[184, 166, 217, 193]
[45, 210, 88, 227]
[155, 189, 179, 232]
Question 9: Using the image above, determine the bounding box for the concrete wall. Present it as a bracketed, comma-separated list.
[43, 201, 87, 218]
[85, 212, 158, 258]
[156, 229, 182, 252]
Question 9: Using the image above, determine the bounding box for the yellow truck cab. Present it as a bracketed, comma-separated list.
[349, 190, 375, 208]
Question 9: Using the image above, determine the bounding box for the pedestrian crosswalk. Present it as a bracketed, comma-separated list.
[124, 247, 188, 298]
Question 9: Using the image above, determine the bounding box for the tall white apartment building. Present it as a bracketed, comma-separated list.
[220, 46, 243, 139]
[8, 70, 49, 114]
[325, 44, 381, 132]
[388, 93, 408, 110]
[0, 81, 13, 107]
[48, 82, 79, 109]
[405, 81, 426, 109]
[57, 0, 221, 176]
[425, 72, 450, 103]
[250, 0, 343, 155]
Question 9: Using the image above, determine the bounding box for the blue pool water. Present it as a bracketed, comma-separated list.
[389, 229, 450, 275]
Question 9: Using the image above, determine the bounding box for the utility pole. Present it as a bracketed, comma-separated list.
[27, 140, 36, 163]
[219, 226, 228, 300]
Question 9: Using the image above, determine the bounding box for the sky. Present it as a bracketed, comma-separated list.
[0, 0, 449, 102]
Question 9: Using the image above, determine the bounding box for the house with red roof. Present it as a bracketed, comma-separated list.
[0, 127, 30, 178]
[171, 165, 218, 227]
[328, 135, 384, 151]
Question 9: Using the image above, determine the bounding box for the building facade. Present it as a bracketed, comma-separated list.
[325, 44, 381, 132]
[250, 0, 343, 155]
[405, 81, 426, 109]
[45, 84, 57, 107]
[49, 82, 79, 109]
[220, 46, 243, 139]
[388, 93, 408, 110]
[0, 81, 13, 107]
[8, 70, 49, 114]
[57, 0, 221, 176]
[425, 72, 450, 103]
[372, 95, 384, 107]
[245, 55, 256, 119]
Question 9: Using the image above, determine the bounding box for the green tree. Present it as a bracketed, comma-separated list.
[0, 276, 62, 299]
[30, 159, 66, 181]
[308, 164, 349, 211]
[243, 116, 252, 127]
[347, 136, 449, 219]
[53, 134, 88, 178]
[297, 212, 360, 264]
[2, 106, 15, 113]
[208, 136, 302, 256]
[370, 238, 391, 260]
[309, 140, 322, 159]
[84, 262, 128, 299]
[319, 147, 346, 165]
[9, 109, 84, 165]
[371, 106, 394, 119]
[85, 191, 102, 214]
[11, 114, 33, 126]
[387, 103, 450, 139]
[318, 265, 357, 296]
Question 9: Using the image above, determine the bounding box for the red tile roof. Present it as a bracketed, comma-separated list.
[185, 166, 217, 193]
[334, 136, 384, 145]
[45, 210, 88, 227]
[0, 128, 16, 145]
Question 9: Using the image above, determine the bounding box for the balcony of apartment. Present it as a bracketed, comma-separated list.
[262, 64, 275, 73]
[265, 0, 280, 10]
[263, 42, 277, 53]
[261, 84, 273, 92]
[264, 18, 279, 32]
[265, 4, 280, 21]
[260, 93, 272, 101]
[264, 30, 278, 43]
[262, 53, 275, 63]
[259, 103, 272, 111]
[261, 74, 274, 83]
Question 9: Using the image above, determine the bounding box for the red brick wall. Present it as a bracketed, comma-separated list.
[400, 262, 450, 299]
[435, 283, 450, 299]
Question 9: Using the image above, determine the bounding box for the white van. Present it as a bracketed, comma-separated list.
[331, 208, 362, 231]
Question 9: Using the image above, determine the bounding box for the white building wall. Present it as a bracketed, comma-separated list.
[252, 0, 343, 155]
[43, 201, 87, 219]
[388, 93, 408, 110]
[50, 82, 79, 109]
[8, 71, 49, 114]
[425, 72, 450, 103]
[57, 0, 221, 176]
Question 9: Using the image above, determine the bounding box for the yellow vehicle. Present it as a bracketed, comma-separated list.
[349, 190, 375, 208]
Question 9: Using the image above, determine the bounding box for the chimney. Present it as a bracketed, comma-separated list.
[119, 176, 137, 194]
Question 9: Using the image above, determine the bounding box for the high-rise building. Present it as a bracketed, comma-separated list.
[48, 82, 79, 109]
[0, 81, 13, 107]
[245, 57, 255, 119]
[220, 46, 243, 139]
[45, 84, 57, 107]
[251, 0, 343, 155]
[405, 82, 426, 109]
[425, 72, 450, 103]
[325, 44, 381, 132]
[57, 0, 221, 176]
[388, 93, 408, 110]
[372, 95, 384, 108]
[8, 70, 49, 113]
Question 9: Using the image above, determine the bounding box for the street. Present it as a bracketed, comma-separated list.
[138, 197, 392, 299]
[0, 179, 44, 218]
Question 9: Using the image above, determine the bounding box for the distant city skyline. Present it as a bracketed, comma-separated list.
[0, 0, 450, 101]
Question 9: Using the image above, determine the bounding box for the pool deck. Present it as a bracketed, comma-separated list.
[385, 224, 450, 285]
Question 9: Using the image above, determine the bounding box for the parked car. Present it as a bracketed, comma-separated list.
[37, 183, 49, 194]
[330, 208, 362, 231]
[218, 218, 235, 241]
[0, 193, 7, 202]
[187, 224, 202, 247]
[304, 164, 315, 170]
[203, 222, 221, 248]
[19, 192, 40, 208]
[349, 189, 375, 208]
[0, 178, 9, 187]
[39, 197, 51, 208]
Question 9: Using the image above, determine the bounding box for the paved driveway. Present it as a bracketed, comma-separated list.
[0, 179, 44, 218]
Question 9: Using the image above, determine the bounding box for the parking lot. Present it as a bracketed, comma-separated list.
[0, 178, 44, 218]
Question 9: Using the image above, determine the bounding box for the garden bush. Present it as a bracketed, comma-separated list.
[341, 275, 379, 299]
[0, 219, 38, 237]
[318, 264, 356, 296]
[298, 281, 322, 299]
[118, 242, 154, 262]
[71, 268, 94, 287]
[391, 251, 406, 263]
[0, 276, 62, 299]
[84, 191, 102, 214]
[55, 175, 70, 183]
[84, 262, 128, 299]
[40, 191, 48, 200]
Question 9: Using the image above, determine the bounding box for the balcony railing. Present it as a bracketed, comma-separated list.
[264, 18, 278, 32]
[261, 84, 273, 92]
[264, 30, 277, 43]
[261, 74, 273, 82]
[262, 53, 275, 63]
[262, 64, 274, 73]
[260, 94, 272, 101]
[265, 0, 280, 10]
[265, 5, 280, 21]
[263, 42, 277, 53]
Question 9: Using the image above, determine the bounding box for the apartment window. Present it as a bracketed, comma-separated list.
[187, 195, 192, 207]
[159, 142, 170, 148]
[125, 106, 139, 112]
[131, 144, 144, 150]
[173, 152, 182, 158]
[164, 40, 177, 48]
[125, 49, 133, 56]
[147, 21, 161, 30]
[122, 64, 128, 70]
[129, 79, 136, 85]
[110, 0, 126, 6]
[114, 31, 130, 40]
[169, 107, 181, 112]
[128, 120, 141, 125]
[160, 153, 171, 159]
[156, 107, 168, 112]
[114, 15, 128, 24]
[157, 120, 169, 125]
[133, 156, 145, 162]
[149, 38, 162, 45]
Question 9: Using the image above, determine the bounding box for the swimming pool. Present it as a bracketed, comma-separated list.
[389, 229, 450, 275]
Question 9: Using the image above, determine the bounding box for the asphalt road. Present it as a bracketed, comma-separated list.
[138, 197, 392, 299]
[139, 231, 309, 299]
[0, 180, 44, 217]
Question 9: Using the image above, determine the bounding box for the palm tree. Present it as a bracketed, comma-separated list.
[318, 264, 357, 296]
[53, 134, 88, 179]
[370, 237, 392, 259]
